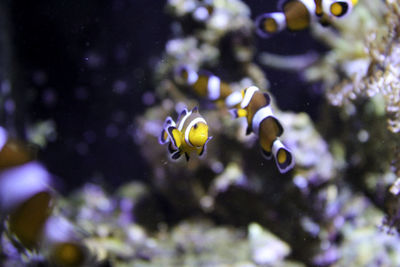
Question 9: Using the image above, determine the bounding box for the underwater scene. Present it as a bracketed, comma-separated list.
[1, 0, 400, 266]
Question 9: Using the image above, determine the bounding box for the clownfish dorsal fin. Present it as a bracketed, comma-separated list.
[177, 108, 188, 122]
[263, 93, 271, 106]
[191, 106, 199, 113]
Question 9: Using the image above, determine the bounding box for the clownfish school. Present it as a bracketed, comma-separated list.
[160, 107, 212, 161]
[168, 66, 295, 173]
[255, 0, 358, 37]
[161, 0, 358, 172]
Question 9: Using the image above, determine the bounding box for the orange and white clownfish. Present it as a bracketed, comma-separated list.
[255, 0, 357, 37]
[0, 126, 53, 249]
[174, 65, 233, 103]
[159, 107, 212, 161]
[231, 86, 295, 173]
[255, 0, 317, 38]
[44, 217, 90, 266]
[315, 0, 357, 26]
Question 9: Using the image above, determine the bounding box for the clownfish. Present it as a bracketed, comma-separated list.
[315, 0, 358, 26]
[174, 65, 233, 103]
[159, 107, 212, 161]
[231, 86, 295, 173]
[44, 217, 90, 267]
[0, 127, 53, 249]
[255, 0, 357, 37]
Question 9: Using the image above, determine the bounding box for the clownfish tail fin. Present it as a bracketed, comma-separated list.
[272, 139, 295, 174]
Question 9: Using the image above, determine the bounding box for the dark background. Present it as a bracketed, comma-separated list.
[0, 0, 325, 192]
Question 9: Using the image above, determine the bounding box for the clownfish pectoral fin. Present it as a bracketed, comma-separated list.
[229, 108, 247, 119]
[185, 152, 190, 162]
[171, 150, 182, 160]
[272, 139, 295, 173]
[198, 146, 205, 156]
[261, 148, 273, 160]
[229, 109, 239, 119]
[198, 136, 212, 156]
[167, 126, 182, 149]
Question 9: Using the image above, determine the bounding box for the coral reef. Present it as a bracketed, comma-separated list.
[2, 0, 400, 266]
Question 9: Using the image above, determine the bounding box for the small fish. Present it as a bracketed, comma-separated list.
[255, 0, 357, 37]
[160, 107, 212, 161]
[231, 86, 295, 173]
[174, 65, 233, 103]
[0, 126, 52, 249]
[44, 216, 90, 266]
[255, 0, 316, 37]
[316, 0, 357, 26]
[0, 162, 53, 249]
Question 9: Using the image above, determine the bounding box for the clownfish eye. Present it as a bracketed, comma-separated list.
[194, 123, 198, 129]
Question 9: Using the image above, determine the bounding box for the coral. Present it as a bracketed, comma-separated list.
[4, 0, 400, 266]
